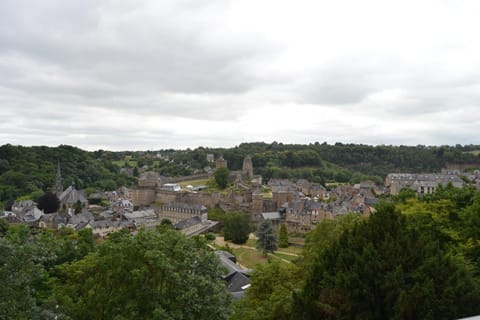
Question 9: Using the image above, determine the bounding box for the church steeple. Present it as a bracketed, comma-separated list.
[53, 161, 63, 196]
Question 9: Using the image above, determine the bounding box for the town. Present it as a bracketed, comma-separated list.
[3, 153, 479, 237]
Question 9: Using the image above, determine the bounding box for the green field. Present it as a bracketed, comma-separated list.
[178, 178, 211, 188]
[465, 150, 480, 156]
[112, 160, 138, 167]
[231, 247, 270, 268]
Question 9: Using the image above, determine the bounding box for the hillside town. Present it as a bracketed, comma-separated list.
[3, 153, 480, 238]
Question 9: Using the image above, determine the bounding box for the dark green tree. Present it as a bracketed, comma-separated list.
[54, 228, 232, 319]
[37, 192, 59, 213]
[74, 200, 82, 214]
[133, 166, 139, 177]
[214, 167, 230, 189]
[296, 202, 480, 319]
[256, 221, 277, 256]
[232, 261, 302, 320]
[278, 224, 289, 248]
[224, 213, 250, 244]
[160, 218, 173, 226]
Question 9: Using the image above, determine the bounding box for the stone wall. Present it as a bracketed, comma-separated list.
[131, 188, 156, 206]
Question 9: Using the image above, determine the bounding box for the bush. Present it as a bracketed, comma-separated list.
[205, 233, 216, 241]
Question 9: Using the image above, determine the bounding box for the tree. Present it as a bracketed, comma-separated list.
[278, 224, 289, 248]
[215, 167, 230, 189]
[37, 192, 59, 213]
[160, 218, 173, 226]
[74, 200, 82, 214]
[256, 221, 277, 256]
[232, 261, 302, 320]
[295, 202, 480, 319]
[54, 228, 232, 319]
[224, 213, 250, 244]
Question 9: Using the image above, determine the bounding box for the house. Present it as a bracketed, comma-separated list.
[87, 220, 134, 237]
[0, 211, 22, 224]
[385, 173, 464, 195]
[123, 209, 159, 230]
[11, 200, 37, 215]
[215, 250, 251, 299]
[159, 203, 208, 224]
[23, 207, 45, 225]
[67, 211, 94, 230]
[175, 216, 203, 235]
[159, 183, 182, 192]
[38, 213, 68, 229]
[111, 199, 133, 213]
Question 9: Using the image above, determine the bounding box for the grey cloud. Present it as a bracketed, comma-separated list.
[0, 0, 277, 96]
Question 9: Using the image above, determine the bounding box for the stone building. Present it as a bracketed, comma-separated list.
[159, 202, 208, 225]
[216, 155, 228, 169]
[251, 188, 264, 215]
[242, 155, 254, 179]
[132, 171, 161, 206]
[59, 182, 88, 212]
[385, 173, 464, 195]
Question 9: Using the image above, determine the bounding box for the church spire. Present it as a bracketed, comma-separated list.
[53, 161, 63, 196]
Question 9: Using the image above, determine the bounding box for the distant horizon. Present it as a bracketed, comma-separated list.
[2, 141, 480, 153]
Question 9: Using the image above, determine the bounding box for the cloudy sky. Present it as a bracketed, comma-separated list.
[1, 0, 479, 150]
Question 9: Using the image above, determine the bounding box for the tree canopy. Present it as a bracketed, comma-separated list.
[54, 227, 231, 319]
[256, 221, 277, 256]
[224, 212, 250, 244]
[214, 167, 230, 189]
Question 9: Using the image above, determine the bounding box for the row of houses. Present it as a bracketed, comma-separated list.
[2, 198, 215, 238]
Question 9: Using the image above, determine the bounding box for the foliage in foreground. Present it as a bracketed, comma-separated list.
[54, 228, 231, 320]
[0, 225, 231, 320]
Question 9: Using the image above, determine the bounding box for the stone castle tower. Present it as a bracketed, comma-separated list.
[215, 155, 227, 169]
[242, 155, 254, 179]
[251, 188, 263, 215]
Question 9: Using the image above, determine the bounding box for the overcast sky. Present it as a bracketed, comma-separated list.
[1, 0, 479, 151]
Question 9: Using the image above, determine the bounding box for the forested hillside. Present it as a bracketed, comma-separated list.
[0, 144, 135, 207]
[120, 142, 480, 184]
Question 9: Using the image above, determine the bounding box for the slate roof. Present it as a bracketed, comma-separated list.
[215, 250, 250, 275]
[68, 211, 94, 225]
[261, 212, 282, 220]
[59, 184, 87, 204]
[175, 216, 202, 230]
[215, 250, 251, 299]
[23, 207, 44, 223]
[90, 220, 133, 229]
[224, 271, 250, 293]
[124, 209, 156, 220]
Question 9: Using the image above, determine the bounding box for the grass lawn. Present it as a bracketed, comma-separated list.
[277, 245, 303, 255]
[178, 178, 211, 188]
[465, 150, 480, 156]
[112, 160, 138, 167]
[246, 238, 256, 248]
[272, 251, 298, 262]
[245, 238, 303, 255]
[231, 247, 269, 268]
